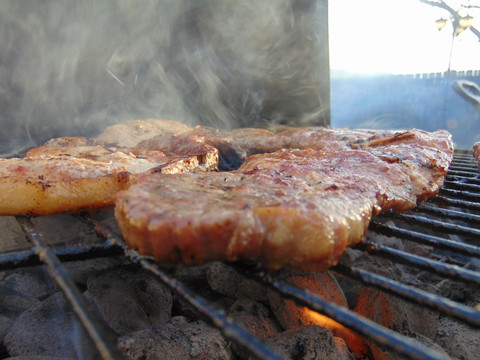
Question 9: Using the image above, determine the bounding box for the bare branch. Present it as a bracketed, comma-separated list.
[419, 0, 480, 41]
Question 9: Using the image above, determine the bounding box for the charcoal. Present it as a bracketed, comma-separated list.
[174, 264, 210, 287]
[267, 270, 348, 329]
[118, 328, 190, 360]
[4, 292, 97, 359]
[118, 316, 233, 360]
[354, 287, 439, 340]
[249, 325, 352, 360]
[86, 265, 172, 335]
[64, 256, 126, 287]
[267, 270, 368, 356]
[206, 262, 267, 301]
[0, 284, 40, 318]
[0, 314, 13, 355]
[435, 316, 480, 360]
[1, 267, 57, 301]
[369, 332, 450, 360]
[0, 216, 28, 252]
[227, 298, 282, 359]
[31, 215, 98, 247]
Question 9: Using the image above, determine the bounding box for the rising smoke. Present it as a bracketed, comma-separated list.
[0, 0, 329, 157]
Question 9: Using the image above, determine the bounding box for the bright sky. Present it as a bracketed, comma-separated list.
[329, 0, 480, 74]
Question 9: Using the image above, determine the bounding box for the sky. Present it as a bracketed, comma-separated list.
[329, 0, 480, 75]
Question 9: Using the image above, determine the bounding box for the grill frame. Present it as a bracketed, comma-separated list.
[0, 150, 479, 360]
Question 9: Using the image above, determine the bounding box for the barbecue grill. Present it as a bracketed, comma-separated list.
[0, 150, 478, 360]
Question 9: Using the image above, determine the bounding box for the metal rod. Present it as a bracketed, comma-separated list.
[414, 204, 480, 224]
[430, 195, 480, 211]
[84, 215, 287, 360]
[355, 241, 480, 285]
[0, 241, 123, 270]
[334, 264, 480, 328]
[384, 212, 480, 238]
[15, 216, 125, 360]
[252, 269, 452, 360]
[440, 188, 480, 202]
[369, 221, 480, 258]
[446, 169, 478, 178]
[444, 180, 480, 192]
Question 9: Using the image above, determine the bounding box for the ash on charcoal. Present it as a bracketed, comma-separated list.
[206, 262, 267, 302]
[4, 292, 97, 360]
[368, 332, 450, 360]
[118, 316, 233, 360]
[85, 265, 173, 335]
[0, 266, 56, 302]
[227, 298, 282, 359]
[0, 216, 28, 252]
[63, 256, 126, 289]
[354, 286, 439, 340]
[31, 215, 100, 247]
[435, 316, 480, 360]
[0, 284, 40, 318]
[267, 270, 367, 356]
[267, 270, 347, 329]
[249, 325, 353, 360]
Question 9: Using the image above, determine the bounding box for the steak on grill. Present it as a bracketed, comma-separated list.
[0, 136, 218, 216]
[115, 168, 374, 271]
[115, 128, 453, 271]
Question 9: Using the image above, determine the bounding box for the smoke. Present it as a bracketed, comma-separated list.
[0, 0, 329, 157]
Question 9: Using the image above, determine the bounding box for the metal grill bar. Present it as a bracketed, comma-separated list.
[82, 215, 287, 360]
[333, 264, 480, 328]
[413, 203, 480, 224]
[368, 221, 480, 257]
[440, 188, 480, 202]
[354, 241, 480, 285]
[429, 195, 480, 211]
[15, 216, 125, 360]
[444, 180, 480, 192]
[446, 169, 478, 177]
[381, 212, 480, 238]
[0, 240, 122, 271]
[248, 268, 451, 360]
[449, 163, 477, 170]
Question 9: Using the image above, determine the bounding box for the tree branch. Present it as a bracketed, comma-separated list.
[419, 0, 480, 41]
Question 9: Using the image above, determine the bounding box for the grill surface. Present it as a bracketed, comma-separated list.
[0, 150, 479, 360]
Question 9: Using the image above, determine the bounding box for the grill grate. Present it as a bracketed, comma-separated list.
[0, 150, 479, 360]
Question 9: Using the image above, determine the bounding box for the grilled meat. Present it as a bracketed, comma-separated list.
[0, 137, 218, 216]
[97, 119, 191, 148]
[115, 129, 453, 271]
[115, 169, 375, 271]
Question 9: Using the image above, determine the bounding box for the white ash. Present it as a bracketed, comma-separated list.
[227, 298, 283, 359]
[85, 265, 173, 335]
[206, 261, 268, 302]
[118, 316, 233, 360]
[4, 292, 97, 360]
[249, 325, 352, 360]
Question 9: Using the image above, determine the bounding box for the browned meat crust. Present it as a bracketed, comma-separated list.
[0, 136, 218, 216]
[115, 129, 453, 271]
[97, 119, 191, 148]
[115, 168, 375, 271]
